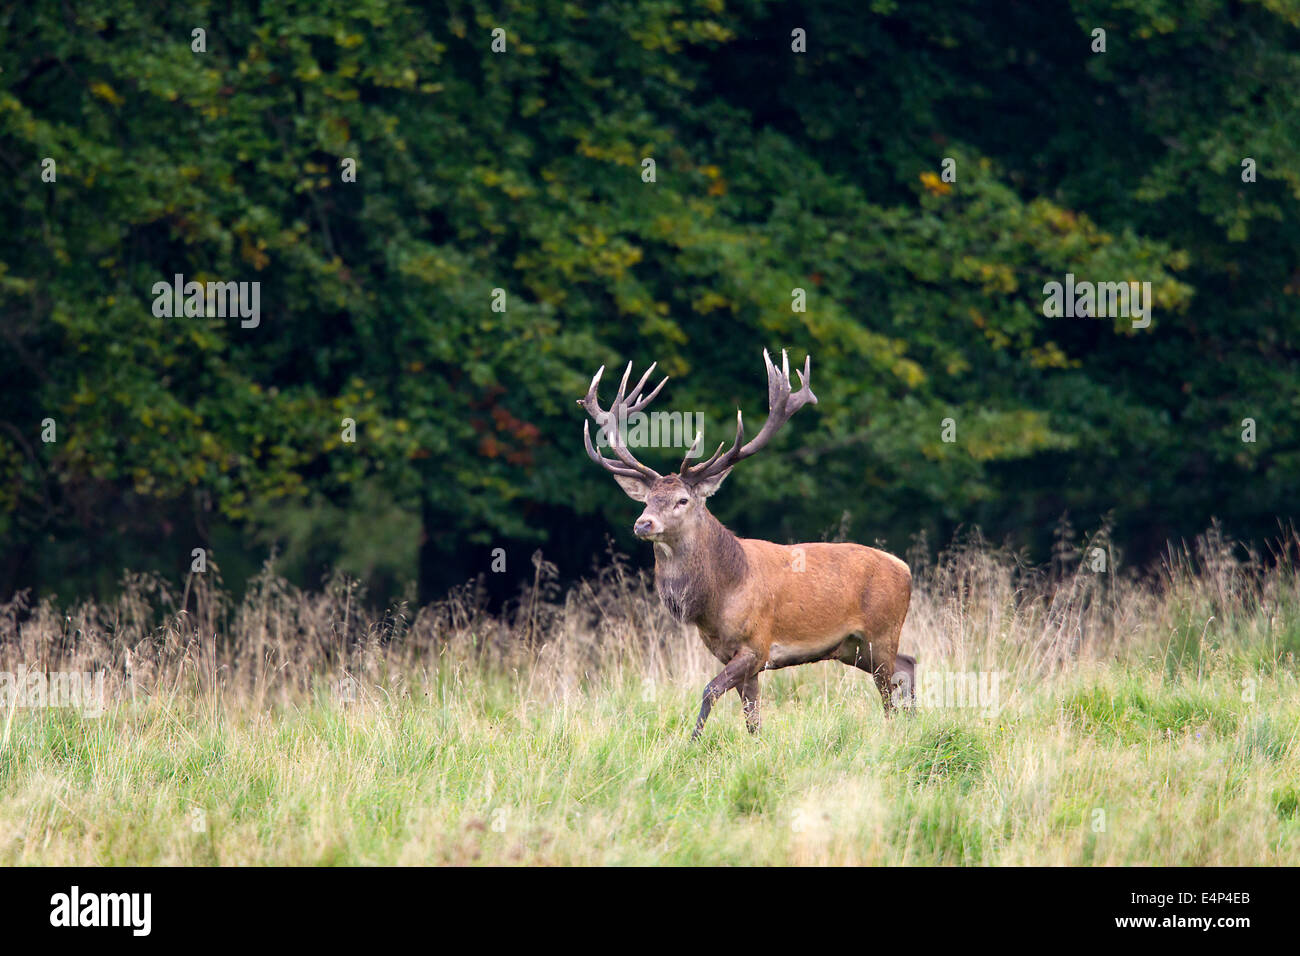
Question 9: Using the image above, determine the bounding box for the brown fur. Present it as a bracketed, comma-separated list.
[628, 474, 914, 738]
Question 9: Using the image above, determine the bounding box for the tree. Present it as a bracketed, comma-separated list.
[1, 1, 1295, 604]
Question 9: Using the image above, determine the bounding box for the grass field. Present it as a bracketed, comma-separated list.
[2, 527, 1299, 865]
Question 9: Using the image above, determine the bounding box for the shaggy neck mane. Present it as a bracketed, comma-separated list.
[653, 509, 747, 625]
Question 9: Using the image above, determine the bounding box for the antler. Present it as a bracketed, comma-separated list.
[680, 349, 817, 484]
[577, 360, 669, 482]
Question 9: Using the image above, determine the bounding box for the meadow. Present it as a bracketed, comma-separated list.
[1, 527, 1298, 865]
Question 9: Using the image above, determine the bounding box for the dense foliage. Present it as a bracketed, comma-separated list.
[2, 0, 1298, 602]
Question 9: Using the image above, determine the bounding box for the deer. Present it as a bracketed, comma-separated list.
[578, 348, 915, 740]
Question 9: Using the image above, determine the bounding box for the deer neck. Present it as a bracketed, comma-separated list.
[652, 509, 746, 625]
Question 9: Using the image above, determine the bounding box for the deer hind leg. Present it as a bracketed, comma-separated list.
[893, 653, 917, 711]
[735, 675, 761, 734]
[834, 634, 902, 716]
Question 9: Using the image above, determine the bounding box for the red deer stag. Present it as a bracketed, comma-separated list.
[578, 349, 914, 739]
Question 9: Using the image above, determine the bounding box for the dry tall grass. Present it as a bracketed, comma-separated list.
[4, 524, 1296, 704]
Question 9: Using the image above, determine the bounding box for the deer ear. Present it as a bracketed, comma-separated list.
[690, 466, 732, 498]
[612, 473, 652, 502]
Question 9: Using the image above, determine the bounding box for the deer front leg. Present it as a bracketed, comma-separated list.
[693, 649, 758, 741]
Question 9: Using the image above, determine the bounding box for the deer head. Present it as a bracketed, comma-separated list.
[577, 349, 817, 543]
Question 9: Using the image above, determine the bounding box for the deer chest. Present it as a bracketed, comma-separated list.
[657, 572, 703, 623]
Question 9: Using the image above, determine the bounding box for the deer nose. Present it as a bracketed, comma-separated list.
[634, 517, 660, 537]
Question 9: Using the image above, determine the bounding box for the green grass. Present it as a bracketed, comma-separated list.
[1, 660, 1296, 865]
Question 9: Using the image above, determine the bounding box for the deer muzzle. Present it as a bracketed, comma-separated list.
[634, 516, 662, 538]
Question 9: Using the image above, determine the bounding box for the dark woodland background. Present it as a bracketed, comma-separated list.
[2, 0, 1299, 606]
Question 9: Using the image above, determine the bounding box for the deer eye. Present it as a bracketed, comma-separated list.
[676, 497, 689, 507]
